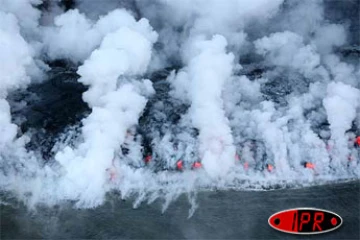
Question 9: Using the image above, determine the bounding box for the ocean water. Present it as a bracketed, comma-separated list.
[1, 180, 359, 239]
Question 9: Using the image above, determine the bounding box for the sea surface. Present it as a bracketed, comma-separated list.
[1, 180, 359, 239]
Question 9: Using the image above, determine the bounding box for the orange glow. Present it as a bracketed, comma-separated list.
[305, 162, 315, 169]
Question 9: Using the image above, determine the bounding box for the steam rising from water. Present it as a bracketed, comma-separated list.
[0, 0, 359, 210]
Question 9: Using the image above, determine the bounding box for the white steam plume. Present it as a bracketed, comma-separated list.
[0, 0, 42, 36]
[254, 31, 325, 79]
[0, 3, 43, 153]
[323, 82, 360, 168]
[163, 0, 285, 177]
[54, 10, 158, 207]
[0, 0, 46, 202]
[43, 8, 157, 63]
[186, 35, 236, 177]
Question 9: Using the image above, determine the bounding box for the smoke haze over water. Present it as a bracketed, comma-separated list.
[0, 0, 359, 210]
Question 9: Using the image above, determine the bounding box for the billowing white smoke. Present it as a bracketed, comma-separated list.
[163, 0, 285, 177]
[185, 35, 236, 177]
[251, 19, 360, 175]
[0, 0, 359, 210]
[0, 0, 42, 35]
[323, 82, 360, 168]
[43, 8, 157, 63]
[314, 24, 346, 54]
[137, 0, 284, 70]
[53, 9, 157, 207]
[254, 31, 321, 78]
[0, 2, 42, 153]
[148, 0, 284, 35]
[0, 0, 49, 204]
[0, 12, 33, 149]
[43, 9, 100, 62]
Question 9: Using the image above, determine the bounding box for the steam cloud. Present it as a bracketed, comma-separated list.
[0, 0, 359, 210]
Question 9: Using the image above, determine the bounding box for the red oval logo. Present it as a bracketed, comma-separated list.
[268, 208, 343, 235]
